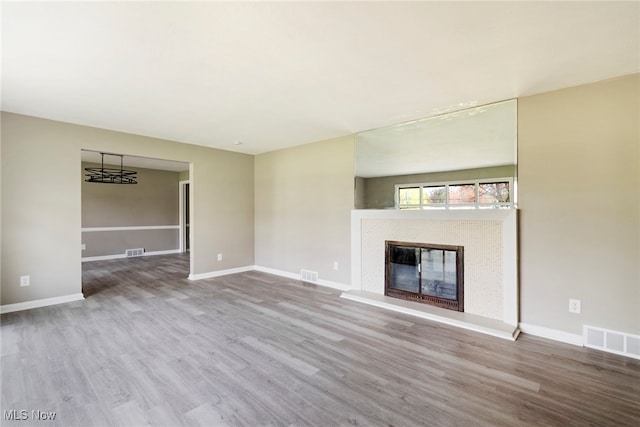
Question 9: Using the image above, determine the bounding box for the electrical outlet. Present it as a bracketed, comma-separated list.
[81, 243, 87, 250]
[20, 275, 30, 287]
[569, 299, 581, 314]
[217, 253, 223, 261]
[333, 261, 339, 271]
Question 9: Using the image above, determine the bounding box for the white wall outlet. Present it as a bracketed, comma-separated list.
[81, 243, 87, 250]
[569, 299, 581, 314]
[217, 253, 223, 261]
[333, 261, 339, 271]
[20, 275, 30, 287]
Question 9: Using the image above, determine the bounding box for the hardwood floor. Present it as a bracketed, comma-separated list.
[2, 254, 639, 426]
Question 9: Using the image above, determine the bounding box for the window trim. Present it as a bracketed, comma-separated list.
[395, 177, 514, 210]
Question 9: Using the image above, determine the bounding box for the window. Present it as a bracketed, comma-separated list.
[478, 182, 510, 204]
[396, 178, 514, 210]
[397, 187, 420, 209]
[448, 184, 476, 206]
[423, 186, 446, 205]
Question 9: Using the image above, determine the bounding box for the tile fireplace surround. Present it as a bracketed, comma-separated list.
[345, 209, 519, 340]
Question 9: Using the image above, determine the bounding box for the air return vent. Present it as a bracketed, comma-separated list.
[583, 325, 640, 360]
[300, 269, 319, 283]
[125, 248, 145, 257]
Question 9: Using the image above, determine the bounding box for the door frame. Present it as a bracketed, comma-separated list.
[179, 180, 190, 253]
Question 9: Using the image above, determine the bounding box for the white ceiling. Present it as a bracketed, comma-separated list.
[2, 2, 639, 156]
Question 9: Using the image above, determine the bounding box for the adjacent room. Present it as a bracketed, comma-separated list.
[1, 2, 639, 426]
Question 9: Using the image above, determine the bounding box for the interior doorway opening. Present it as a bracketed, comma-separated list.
[80, 149, 193, 295]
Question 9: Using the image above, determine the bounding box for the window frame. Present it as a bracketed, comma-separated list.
[395, 177, 514, 210]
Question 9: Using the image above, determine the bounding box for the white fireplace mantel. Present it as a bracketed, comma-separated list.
[345, 209, 519, 340]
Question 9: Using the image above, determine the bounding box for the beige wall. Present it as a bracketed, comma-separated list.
[82, 230, 178, 258]
[1, 113, 254, 305]
[255, 135, 354, 286]
[81, 163, 180, 257]
[82, 162, 180, 227]
[518, 74, 639, 335]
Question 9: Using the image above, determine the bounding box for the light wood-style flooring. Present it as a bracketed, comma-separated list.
[2, 254, 639, 426]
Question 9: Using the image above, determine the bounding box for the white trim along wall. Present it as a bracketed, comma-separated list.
[0, 293, 85, 314]
[81, 225, 181, 261]
[179, 179, 190, 254]
[82, 249, 182, 262]
[81, 225, 179, 232]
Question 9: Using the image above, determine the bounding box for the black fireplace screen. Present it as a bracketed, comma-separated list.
[385, 241, 464, 311]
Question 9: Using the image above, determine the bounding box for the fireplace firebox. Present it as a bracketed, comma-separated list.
[385, 241, 464, 311]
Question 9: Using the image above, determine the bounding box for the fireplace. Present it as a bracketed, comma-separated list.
[350, 209, 518, 332]
[385, 240, 464, 311]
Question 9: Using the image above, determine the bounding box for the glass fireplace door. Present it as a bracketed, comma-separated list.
[388, 246, 420, 293]
[421, 249, 458, 300]
[385, 241, 464, 311]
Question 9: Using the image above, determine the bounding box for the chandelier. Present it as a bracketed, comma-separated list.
[84, 153, 138, 184]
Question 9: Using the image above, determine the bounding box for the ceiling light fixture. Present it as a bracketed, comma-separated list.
[233, 141, 243, 145]
[85, 152, 138, 184]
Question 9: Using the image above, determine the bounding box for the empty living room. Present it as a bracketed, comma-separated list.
[1, 2, 639, 426]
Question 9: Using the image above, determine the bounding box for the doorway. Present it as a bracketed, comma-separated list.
[81, 150, 193, 295]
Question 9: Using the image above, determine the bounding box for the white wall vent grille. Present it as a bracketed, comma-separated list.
[584, 325, 640, 360]
[125, 248, 145, 257]
[300, 269, 319, 283]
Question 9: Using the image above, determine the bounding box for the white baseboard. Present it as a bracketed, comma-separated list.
[254, 266, 352, 291]
[188, 265, 256, 280]
[253, 265, 299, 280]
[82, 249, 182, 262]
[82, 253, 127, 262]
[316, 278, 352, 292]
[1, 293, 85, 314]
[192, 264, 352, 291]
[519, 322, 583, 346]
[145, 249, 182, 256]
